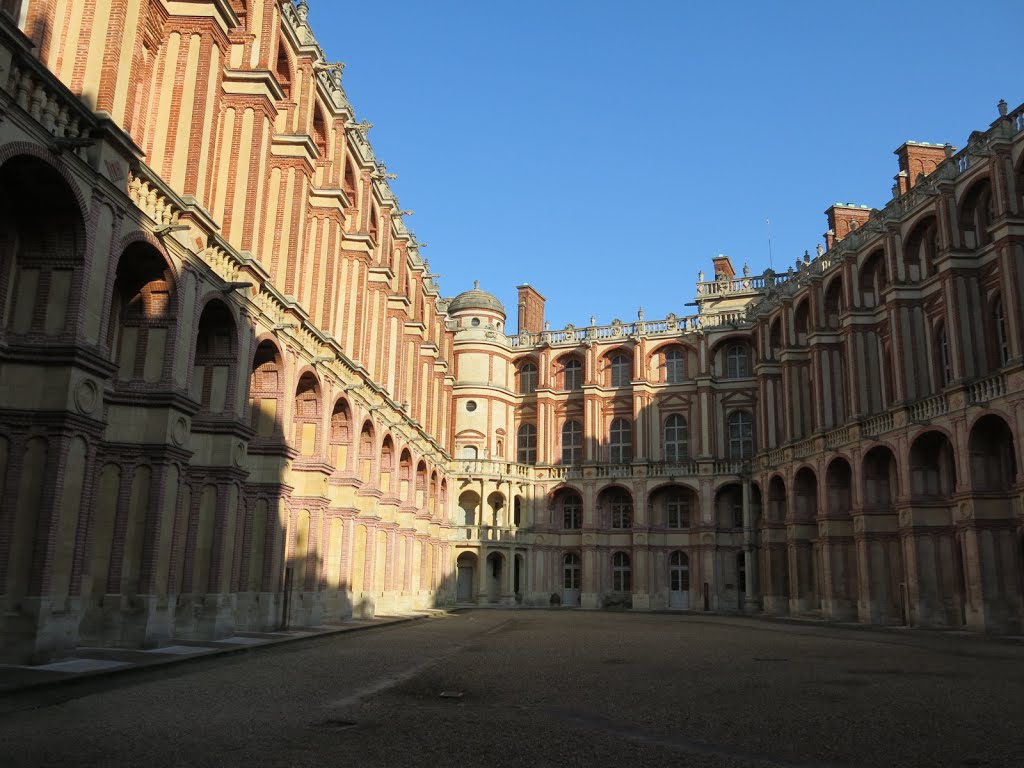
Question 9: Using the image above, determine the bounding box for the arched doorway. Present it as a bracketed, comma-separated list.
[486, 551, 505, 603]
[563, 552, 581, 606]
[456, 552, 477, 602]
[669, 551, 690, 609]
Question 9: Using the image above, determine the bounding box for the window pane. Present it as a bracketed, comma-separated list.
[517, 423, 537, 464]
[564, 359, 583, 390]
[519, 363, 537, 394]
[665, 349, 684, 384]
[611, 355, 630, 387]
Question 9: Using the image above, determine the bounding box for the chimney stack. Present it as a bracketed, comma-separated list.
[516, 284, 545, 334]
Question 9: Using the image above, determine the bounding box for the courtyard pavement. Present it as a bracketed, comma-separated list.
[1, 610, 1022, 767]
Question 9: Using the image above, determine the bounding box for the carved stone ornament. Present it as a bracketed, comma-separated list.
[702, 533, 714, 544]
[899, 509, 911, 526]
[854, 516, 865, 533]
[234, 441, 247, 468]
[73, 379, 98, 415]
[171, 417, 188, 447]
[583, 534, 595, 545]
[634, 533, 647, 545]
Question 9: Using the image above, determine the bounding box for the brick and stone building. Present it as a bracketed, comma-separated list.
[0, 1, 1021, 663]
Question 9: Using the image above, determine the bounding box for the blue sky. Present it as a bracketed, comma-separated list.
[311, 0, 1024, 331]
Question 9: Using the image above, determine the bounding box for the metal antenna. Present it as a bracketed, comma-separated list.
[766, 217, 774, 270]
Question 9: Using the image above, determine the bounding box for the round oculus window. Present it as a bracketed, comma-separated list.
[466, 400, 478, 412]
[471, 318, 481, 327]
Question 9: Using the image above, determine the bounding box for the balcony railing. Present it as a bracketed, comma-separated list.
[457, 525, 520, 543]
[968, 372, 1006, 404]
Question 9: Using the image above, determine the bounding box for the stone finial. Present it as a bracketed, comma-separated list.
[998, 99, 1008, 117]
[743, 263, 750, 277]
[816, 243, 824, 257]
[637, 307, 644, 320]
[296, 0, 309, 22]
[474, 280, 479, 290]
[803, 250, 811, 264]
[698, 270, 705, 282]
[590, 315, 596, 326]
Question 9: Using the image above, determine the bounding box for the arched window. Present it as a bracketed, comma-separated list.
[517, 423, 537, 464]
[607, 489, 632, 529]
[728, 411, 753, 459]
[610, 354, 631, 387]
[609, 418, 632, 463]
[612, 552, 632, 591]
[664, 348, 684, 384]
[561, 420, 583, 465]
[519, 362, 538, 394]
[666, 490, 690, 528]
[562, 493, 582, 529]
[563, 358, 583, 391]
[726, 344, 749, 378]
[664, 414, 688, 462]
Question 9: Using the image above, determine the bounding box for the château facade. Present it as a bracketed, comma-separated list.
[0, 1, 1021, 663]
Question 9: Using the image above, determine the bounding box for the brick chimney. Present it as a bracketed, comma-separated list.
[824, 204, 873, 250]
[711, 255, 735, 281]
[894, 142, 950, 195]
[517, 284, 545, 334]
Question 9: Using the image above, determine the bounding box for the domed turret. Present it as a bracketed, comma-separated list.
[447, 280, 506, 316]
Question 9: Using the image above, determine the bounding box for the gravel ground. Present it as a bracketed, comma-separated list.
[1, 611, 1022, 767]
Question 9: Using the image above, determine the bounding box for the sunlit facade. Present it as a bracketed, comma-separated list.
[0, 1, 1021, 663]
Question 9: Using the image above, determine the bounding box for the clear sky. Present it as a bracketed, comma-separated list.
[309, 0, 1024, 331]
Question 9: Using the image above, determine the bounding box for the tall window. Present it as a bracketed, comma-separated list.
[609, 418, 632, 463]
[561, 420, 583, 464]
[563, 553, 581, 589]
[726, 344, 749, 378]
[728, 411, 753, 459]
[517, 423, 537, 464]
[669, 551, 690, 592]
[518, 363, 538, 394]
[664, 414, 688, 462]
[667, 491, 690, 528]
[937, 324, 952, 385]
[608, 489, 632, 528]
[610, 354, 631, 387]
[562, 493, 582, 529]
[564, 358, 583, 391]
[664, 348, 684, 384]
[994, 298, 1009, 366]
[612, 552, 632, 591]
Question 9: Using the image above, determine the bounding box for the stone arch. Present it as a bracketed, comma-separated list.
[823, 276, 844, 329]
[858, 248, 887, 308]
[485, 551, 505, 602]
[649, 483, 697, 528]
[714, 483, 743, 528]
[107, 241, 178, 387]
[766, 475, 787, 523]
[551, 485, 584, 529]
[825, 457, 853, 518]
[909, 430, 956, 501]
[793, 466, 818, 521]
[601, 346, 633, 387]
[358, 420, 375, 484]
[293, 371, 322, 457]
[415, 460, 429, 509]
[903, 215, 940, 281]
[328, 397, 352, 470]
[274, 42, 293, 100]
[709, 335, 753, 379]
[958, 176, 994, 249]
[398, 448, 413, 502]
[793, 299, 811, 345]
[486, 491, 506, 527]
[250, 339, 284, 440]
[597, 485, 633, 529]
[458, 490, 480, 532]
[378, 434, 395, 493]
[647, 340, 690, 384]
[192, 299, 238, 416]
[863, 445, 898, 508]
[968, 413, 1017, 492]
[0, 153, 87, 340]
